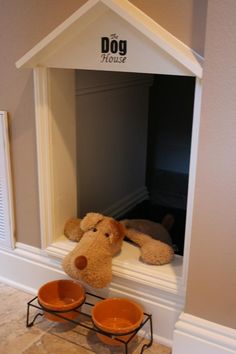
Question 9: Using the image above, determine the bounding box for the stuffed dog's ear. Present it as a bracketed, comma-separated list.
[80, 212, 104, 231]
[109, 220, 125, 244]
[64, 218, 84, 242]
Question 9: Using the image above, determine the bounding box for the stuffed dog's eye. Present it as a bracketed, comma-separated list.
[93, 228, 97, 232]
[104, 232, 110, 237]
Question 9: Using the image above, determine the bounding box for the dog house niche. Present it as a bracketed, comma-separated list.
[16, 0, 203, 342]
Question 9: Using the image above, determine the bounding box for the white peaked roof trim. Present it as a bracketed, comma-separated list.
[16, 0, 203, 78]
[16, 0, 103, 69]
[105, 0, 203, 77]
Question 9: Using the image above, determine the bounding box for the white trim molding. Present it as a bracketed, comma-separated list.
[172, 312, 236, 354]
[0, 111, 15, 250]
[75, 75, 153, 96]
[34, 67, 55, 249]
[181, 77, 202, 286]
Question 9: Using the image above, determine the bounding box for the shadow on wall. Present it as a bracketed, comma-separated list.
[192, 0, 208, 57]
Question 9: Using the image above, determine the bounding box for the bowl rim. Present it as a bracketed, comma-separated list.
[38, 279, 85, 311]
[91, 297, 144, 334]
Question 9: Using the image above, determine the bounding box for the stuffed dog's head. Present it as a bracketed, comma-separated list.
[62, 213, 125, 288]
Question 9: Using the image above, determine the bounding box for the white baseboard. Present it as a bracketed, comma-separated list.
[172, 312, 236, 354]
[102, 186, 149, 219]
[0, 242, 184, 346]
[0, 243, 65, 295]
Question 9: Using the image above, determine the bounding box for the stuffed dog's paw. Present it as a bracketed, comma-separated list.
[140, 238, 174, 265]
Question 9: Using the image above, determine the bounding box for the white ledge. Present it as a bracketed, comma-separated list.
[46, 236, 185, 297]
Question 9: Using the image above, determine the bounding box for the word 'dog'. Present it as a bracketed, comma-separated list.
[100, 34, 127, 64]
[101, 36, 127, 55]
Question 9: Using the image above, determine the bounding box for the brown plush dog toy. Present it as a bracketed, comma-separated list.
[62, 213, 125, 288]
[63, 213, 174, 288]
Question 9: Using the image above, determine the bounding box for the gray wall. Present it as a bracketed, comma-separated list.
[75, 70, 151, 216]
[185, 0, 236, 328]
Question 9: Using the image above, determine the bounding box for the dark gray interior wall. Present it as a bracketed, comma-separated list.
[147, 75, 195, 176]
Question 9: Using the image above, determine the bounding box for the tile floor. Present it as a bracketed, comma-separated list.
[0, 282, 171, 354]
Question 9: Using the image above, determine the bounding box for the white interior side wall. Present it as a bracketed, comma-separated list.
[49, 69, 77, 235]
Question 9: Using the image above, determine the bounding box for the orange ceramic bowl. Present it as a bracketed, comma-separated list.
[92, 298, 143, 346]
[38, 279, 85, 322]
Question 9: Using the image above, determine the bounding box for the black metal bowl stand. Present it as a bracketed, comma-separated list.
[26, 292, 153, 354]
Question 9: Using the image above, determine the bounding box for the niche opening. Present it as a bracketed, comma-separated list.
[75, 69, 195, 256]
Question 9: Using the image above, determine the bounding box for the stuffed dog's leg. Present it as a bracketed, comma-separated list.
[124, 228, 174, 265]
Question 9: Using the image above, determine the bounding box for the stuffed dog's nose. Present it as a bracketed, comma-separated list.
[75, 255, 87, 270]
